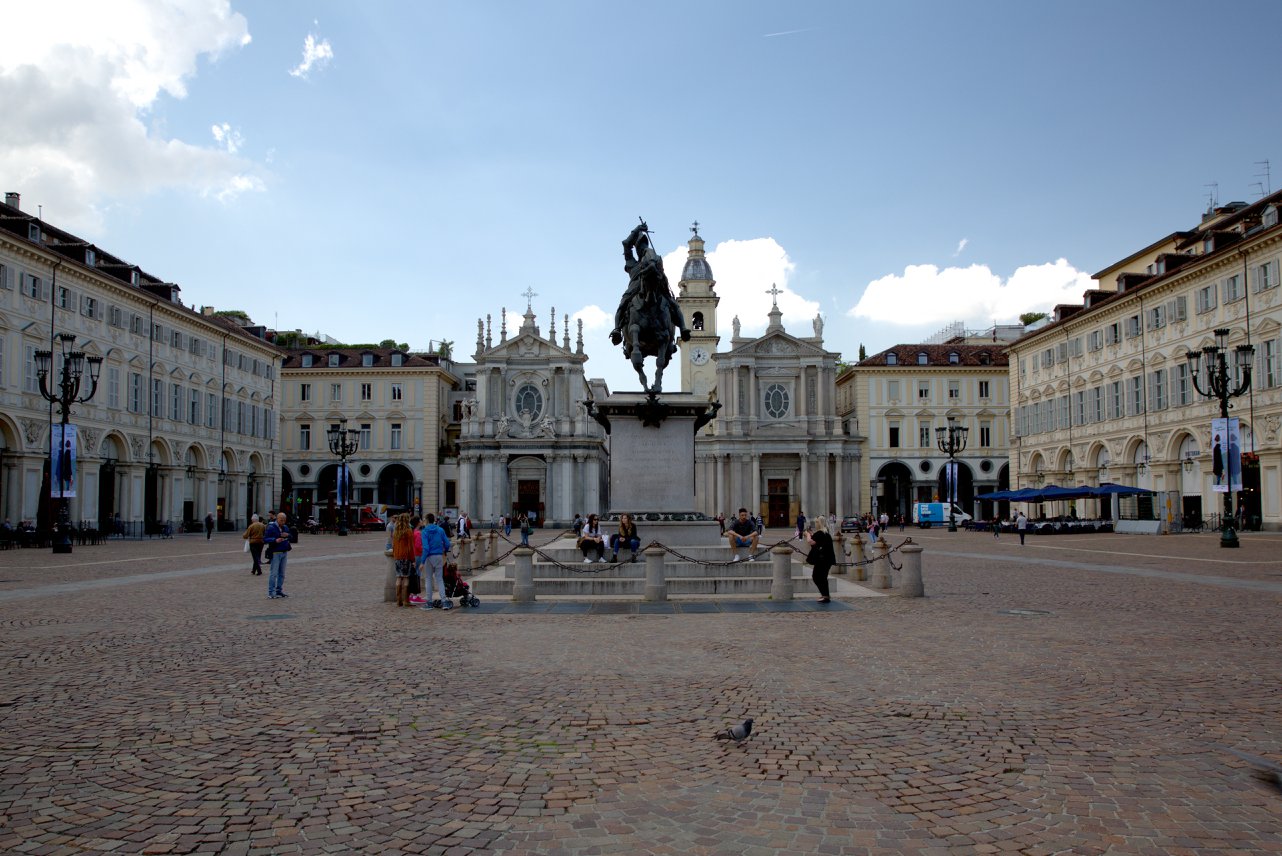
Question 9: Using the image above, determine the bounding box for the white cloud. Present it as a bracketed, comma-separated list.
[661, 237, 820, 338]
[211, 122, 243, 154]
[847, 259, 1093, 328]
[0, 1, 259, 231]
[953, 237, 968, 256]
[573, 305, 611, 330]
[288, 33, 334, 79]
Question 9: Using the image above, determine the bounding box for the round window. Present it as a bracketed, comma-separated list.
[299, 464, 311, 476]
[919, 460, 932, 473]
[360, 464, 372, 477]
[763, 383, 789, 419]
[979, 459, 993, 473]
[514, 384, 543, 420]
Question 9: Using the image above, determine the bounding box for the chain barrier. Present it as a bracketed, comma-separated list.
[445, 533, 913, 576]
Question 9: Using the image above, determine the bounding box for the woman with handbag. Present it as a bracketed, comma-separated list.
[242, 514, 266, 575]
[391, 513, 416, 607]
[804, 516, 836, 603]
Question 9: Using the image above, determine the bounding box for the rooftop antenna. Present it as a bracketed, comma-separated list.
[1204, 182, 1219, 212]
[1254, 160, 1272, 196]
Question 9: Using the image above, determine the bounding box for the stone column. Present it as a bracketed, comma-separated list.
[486, 530, 498, 566]
[850, 532, 867, 582]
[512, 546, 535, 602]
[643, 545, 667, 602]
[897, 542, 924, 597]
[869, 535, 891, 589]
[751, 455, 761, 516]
[799, 455, 810, 519]
[835, 454, 846, 518]
[833, 531, 846, 574]
[383, 554, 397, 603]
[770, 544, 794, 601]
[459, 537, 473, 574]
[818, 453, 830, 518]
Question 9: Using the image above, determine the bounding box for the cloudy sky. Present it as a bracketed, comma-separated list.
[3, 1, 1281, 390]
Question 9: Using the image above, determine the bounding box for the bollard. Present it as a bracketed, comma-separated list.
[869, 536, 891, 590]
[383, 554, 397, 603]
[459, 538, 473, 575]
[897, 541, 924, 597]
[770, 544, 794, 601]
[512, 546, 536, 602]
[643, 545, 667, 602]
[851, 533, 867, 582]
[833, 532, 846, 574]
[486, 530, 498, 566]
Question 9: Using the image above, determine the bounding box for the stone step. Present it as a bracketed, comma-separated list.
[510, 559, 781, 580]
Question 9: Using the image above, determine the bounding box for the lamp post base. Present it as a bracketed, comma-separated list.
[1220, 525, 1240, 548]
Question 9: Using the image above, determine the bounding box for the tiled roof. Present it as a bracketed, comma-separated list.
[858, 343, 1009, 368]
[281, 347, 445, 369]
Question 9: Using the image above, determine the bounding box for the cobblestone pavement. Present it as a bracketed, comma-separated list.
[1, 529, 1280, 854]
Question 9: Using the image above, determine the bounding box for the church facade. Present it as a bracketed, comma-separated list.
[675, 229, 863, 525]
[455, 302, 608, 527]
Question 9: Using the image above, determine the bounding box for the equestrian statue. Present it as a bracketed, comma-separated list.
[610, 220, 691, 394]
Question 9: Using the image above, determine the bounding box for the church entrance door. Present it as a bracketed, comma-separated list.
[516, 479, 543, 525]
[767, 479, 790, 527]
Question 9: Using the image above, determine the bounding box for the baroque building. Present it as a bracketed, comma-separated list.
[672, 228, 861, 524]
[1007, 191, 1282, 530]
[0, 191, 280, 533]
[277, 346, 460, 524]
[837, 341, 1011, 522]
[455, 302, 608, 527]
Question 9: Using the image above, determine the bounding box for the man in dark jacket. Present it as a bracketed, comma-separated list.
[264, 513, 293, 599]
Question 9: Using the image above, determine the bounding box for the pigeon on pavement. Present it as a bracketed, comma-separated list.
[714, 718, 753, 743]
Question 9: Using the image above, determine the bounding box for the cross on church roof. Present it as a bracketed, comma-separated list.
[766, 283, 782, 306]
[522, 286, 538, 310]
[690, 220, 700, 238]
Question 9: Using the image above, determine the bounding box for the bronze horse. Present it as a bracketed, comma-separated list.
[611, 222, 690, 394]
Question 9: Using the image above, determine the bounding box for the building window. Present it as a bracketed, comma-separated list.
[979, 421, 992, 447]
[1224, 274, 1243, 303]
[1088, 330, 1103, 351]
[301, 354, 313, 367]
[691, 311, 704, 331]
[1148, 305, 1166, 328]
[1124, 315, 1141, 338]
[360, 423, 371, 449]
[917, 352, 928, 365]
[947, 380, 960, 399]
[129, 373, 143, 413]
[171, 384, 182, 421]
[1129, 376, 1145, 416]
[445, 480, 457, 507]
[300, 424, 311, 451]
[330, 382, 342, 402]
[1105, 322, 1121, 345]
[1091, 386, 1103, 422]
[1255, 260, 1279, 292]
[515, 384, 543, 419]
[978, 380, 990, 399]
[390, 423, 402, 450]
[1196, 284, 1218, 313]
[763, 383, 789, 419]
[361, 382, 372, 401]
[888, 421, 900, 448]
[391, 383, 403, 401]
[300, 383, 311, 402]
[886, 380, 900, 401]
[189, 389, 200, 424]
[918, 420, 932, 447]
[917, 381, 930, 401]
[362, 353, 373, 367]
[948, 351, 959, 364]
[885, 353, 897, 365]
[1109, 381, 1122, 419]
[391, 353, 404, 367]
[1150, 369, 1167, 410]
[1074, 391, 1085, 426]
[1262, 339, 1278, 388]
[107, 366, 120, 409]
[81, 296, 97, 318]
[328, 353, 340, 367]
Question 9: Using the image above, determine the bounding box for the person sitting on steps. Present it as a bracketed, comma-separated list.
[610, 513, 641, 563]
[579, 514, 606, 563]
[726, 507, 759, 563]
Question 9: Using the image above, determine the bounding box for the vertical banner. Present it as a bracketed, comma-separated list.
[336, 462, 349, 502]
[1210, 418, 1241, 493]
[51, 424, 78, 499]
[944, 460, 957, 507]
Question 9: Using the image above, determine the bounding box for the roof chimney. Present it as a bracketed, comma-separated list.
[4, 192, 19, 210]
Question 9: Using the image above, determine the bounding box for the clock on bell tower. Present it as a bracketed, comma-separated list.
[677, 221, 720, 397]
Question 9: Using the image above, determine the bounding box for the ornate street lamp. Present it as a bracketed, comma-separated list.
[1186, 328, 1253, 548]
[35, 333, 102, 554]
[935, 415, 969, 532]
[326, 419, 359, 536]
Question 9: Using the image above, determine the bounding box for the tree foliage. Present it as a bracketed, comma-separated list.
[1020, 312, 1048, 326]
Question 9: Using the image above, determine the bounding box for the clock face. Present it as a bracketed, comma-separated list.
[691, 346, 710, 366]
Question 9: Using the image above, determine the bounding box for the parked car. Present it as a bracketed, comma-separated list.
[840, 516, 864, 533]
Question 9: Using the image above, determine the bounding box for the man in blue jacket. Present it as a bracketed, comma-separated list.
[419, 513, 453, 610]
[264, 512, 292, 599]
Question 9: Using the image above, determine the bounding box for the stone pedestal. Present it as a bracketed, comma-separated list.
[590, 391, 721, 546]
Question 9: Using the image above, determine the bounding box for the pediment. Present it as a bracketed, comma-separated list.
[483, 332, 570, 361]
[727, 330, 828, 359]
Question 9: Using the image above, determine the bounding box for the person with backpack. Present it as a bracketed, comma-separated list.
[420, 513, 453, 610]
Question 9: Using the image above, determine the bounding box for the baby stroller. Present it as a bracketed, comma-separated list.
[443, 559, 481, 608]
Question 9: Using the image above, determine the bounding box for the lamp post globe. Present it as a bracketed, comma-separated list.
[1186, 329, 1253, 548]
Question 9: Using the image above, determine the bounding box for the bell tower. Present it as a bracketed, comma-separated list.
[677, 221, 720, 397]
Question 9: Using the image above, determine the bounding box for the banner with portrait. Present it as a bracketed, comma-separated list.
[1210, 417, 1242, 493]
[336, 462, 350, 503]
[943, 460, 958, 506]
[51, 424, 78, 499]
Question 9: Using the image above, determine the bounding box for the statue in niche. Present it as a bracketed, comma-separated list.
[609, 220, 690, 394]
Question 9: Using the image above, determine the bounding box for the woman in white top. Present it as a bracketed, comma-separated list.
[579, 513, 606, 563]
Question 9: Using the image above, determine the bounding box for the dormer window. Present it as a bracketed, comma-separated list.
[328, 353, 340, 367]
[917, 352, 928, 365]
[27, 223, 40, 241]
[130, 269, 140, 286]
[978, 351, 992, 365]
[301, 354, 314, 368]
[391, 352, 404, 367]
[886, 353, 898, 365]
[85, 249, 96, 267]
[1265, 206, 1279, 228]
[948, 351, 960, 365]
[362, 352, 374, 367]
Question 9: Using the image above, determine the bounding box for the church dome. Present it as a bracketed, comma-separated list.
[682, 256, 713, 282]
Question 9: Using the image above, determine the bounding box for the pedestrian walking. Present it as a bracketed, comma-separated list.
[518, 513, 532, 546]
[795, 510, 807, 540]
[992, 516, 1000, 538]
[204, 511, 215, 540]
[1016, 511, 1028, 545]
[242, 514, 266, 575]
[805, 516, 836, 603]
